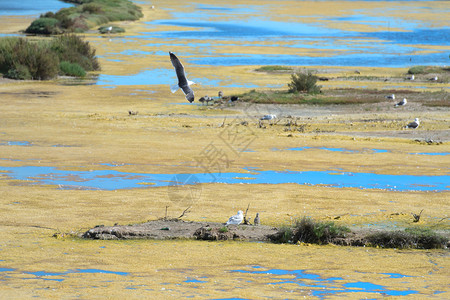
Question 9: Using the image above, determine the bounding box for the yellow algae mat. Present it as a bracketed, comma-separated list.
[0, 0, 449, 298]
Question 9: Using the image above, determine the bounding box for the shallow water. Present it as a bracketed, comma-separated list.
[278, 146, 449, 156]
[1, 165, 448, 191]
[0, 0, 73, 16]
[231, 266, 419, 297]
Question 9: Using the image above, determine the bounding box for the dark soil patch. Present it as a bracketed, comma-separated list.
[82, 219, 449, 249]
[82, 219, 278, 241]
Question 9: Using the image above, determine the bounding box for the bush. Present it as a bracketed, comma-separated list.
[270, 217, 349, 244]
[366, 228, 446, 249]
[288, 72, 321, 94]
[0, 38, 59, 80]
[293, 217, 350, 244]
[60, 61, 86, 77]
[50, 34, 99, 71]
[0, 35, 99, 80]
[25, 18, 61, 34]
[26, 0, 143, 34]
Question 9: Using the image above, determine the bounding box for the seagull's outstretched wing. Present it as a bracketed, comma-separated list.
[169, 52, 195, 103]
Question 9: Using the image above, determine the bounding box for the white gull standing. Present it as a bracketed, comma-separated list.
[405, 118, 420, 129]
[169, 52, 195, 103]
[226, 210, 243, 225]
[394, 98, 407, 107]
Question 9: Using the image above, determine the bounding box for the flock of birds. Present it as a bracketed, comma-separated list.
[385, 93, 420, 128]
[169, 51, 425, 130]
[167, 51, 438, 225]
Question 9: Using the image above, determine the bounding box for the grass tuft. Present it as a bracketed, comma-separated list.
[288, 72, 321, 94]
[255, 65, 293, 72]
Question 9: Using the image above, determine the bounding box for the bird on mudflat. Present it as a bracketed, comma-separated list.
[394, 98, 407, 107]
[218, 91, 223, 98]
[405, 118, 420, 129]
[408, 74, 415, 80]
[386, 94, 395, 100]
[430, 76, 438, 81]
[226, 210, 243, 225]
[260, 114, 277, 121]
[169, 52, 195, 103]
[254, 213, 260, 226]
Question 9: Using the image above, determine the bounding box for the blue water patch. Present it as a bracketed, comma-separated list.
[21, 268, 128, 282]
[382, 273, 413, 279]
[96, 68, 226, 87]
[74, 269, 128, 276]
[410, 152, 450, 156]
[0, 165, 448, 192]
[0, 0, 73, 16]
[282, 147, 390, 154]
[184, 277, 207, 283]
[232, 267, 419, 297]
[96, 67, 258, 88]
[0, 268, 15, 272]
[0, 141, 32, 146]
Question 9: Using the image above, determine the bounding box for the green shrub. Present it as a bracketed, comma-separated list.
[26, 0, 143, 34]
[270, 225, 293, 244]
[288, 72, 321, 94]
[0, 35, 98, 80]
[50, 34, 99, 71]
[0, 38, 59, 80]
[408, 66, 427, 74]
[59, 61, 86, 77]
[367, 228, 446, 249]
[6, 64, 32, 80]
[25, 18, 61, 34]
[82, 3, 103, 14]
[293, 217, 350, 244]
[219, 226, 229, 233]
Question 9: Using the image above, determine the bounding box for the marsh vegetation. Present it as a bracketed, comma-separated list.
[0, 34, 99, 80]
[25, 0, 142, 34]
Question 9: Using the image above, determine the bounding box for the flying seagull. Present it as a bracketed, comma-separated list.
[405, 118, 420, 129]
[394, 98, 407, 107]
[226, 210, 243, 225]
[169, 52, 195, 103]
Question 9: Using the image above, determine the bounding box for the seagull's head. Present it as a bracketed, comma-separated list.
[238, 210, 243, 215]
[415, 118, 420, 122]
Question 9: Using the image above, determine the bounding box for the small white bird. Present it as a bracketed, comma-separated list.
[106, 26, 112, 33]
[430, 76, 438, 81]
[409, 74, 415, 80]
[260, 114, 277, 121]
[226, 210, 244, 225]
[405, 118, 420, 129]
[254, 213, 260, 226]
[394, 98, 407, 107]
[386, 94, 395, 100]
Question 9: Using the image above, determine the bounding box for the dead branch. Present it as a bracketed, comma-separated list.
[178, 206, 192, 219]
[243, 203, 251, 225]
[411, 209, 423, 223]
